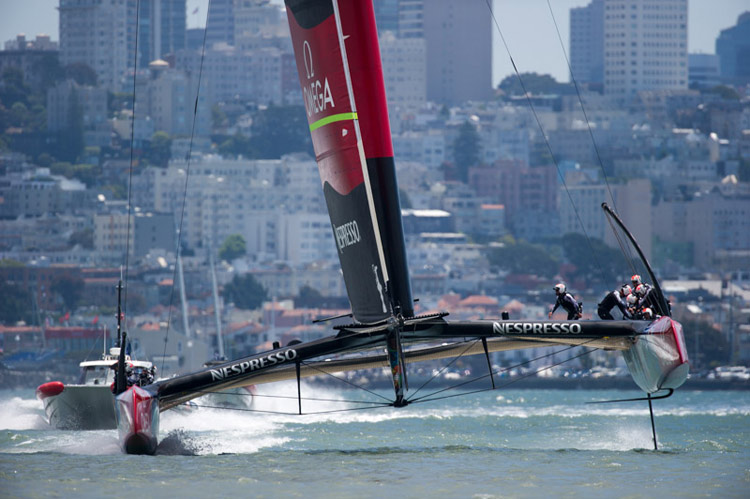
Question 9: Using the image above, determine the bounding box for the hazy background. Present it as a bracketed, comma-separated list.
[0, 0, 748, 85]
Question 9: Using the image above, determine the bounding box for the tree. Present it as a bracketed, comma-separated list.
[0, 280, 33, 324]
[561, 233, 629, 283]
[295, 285, 323, 308]
[497, 72, 568, 96]
[51, 275, 84, 311]
[70, 163, 101, 187]
[223, 273, 267, 310]
[249, 104, 313, 158]
[218, 234, 247, 262]
[451, 121, 480, 183]
[65, 62, 98, 86]
[678, 317, 729, 369]
[218, 132, 256, 159]
[398, 188, 412, 209]
[705, 85, 740, 101]
[68, 228, 94, 249]
[147, 131, 172, 167]
[0, 67, 31, 107]
[54, 88, 84, 162]
[739, 159, 750, 183]
[487, 236, 559, 276]
[211, 104, 228, 130]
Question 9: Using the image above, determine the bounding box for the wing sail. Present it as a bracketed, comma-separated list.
[285, 0, 413, 322]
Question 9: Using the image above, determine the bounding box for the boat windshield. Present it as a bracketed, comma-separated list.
[79, 365, 114, 385]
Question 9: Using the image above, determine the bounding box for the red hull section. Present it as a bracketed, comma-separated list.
[623, 316, 689, 393]
[115, 385, 159, 455]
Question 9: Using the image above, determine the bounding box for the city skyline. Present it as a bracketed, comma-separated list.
[1, 0, 748, 86]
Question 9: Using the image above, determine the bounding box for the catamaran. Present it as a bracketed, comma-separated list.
[110, 0, 688, 455]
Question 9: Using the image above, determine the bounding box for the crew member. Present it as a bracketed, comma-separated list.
[549, 283, 582, 320]
[634, 283, 658, 313]
[626, 293, 639, 317]
[631, 274, 642, 289]
[597, 284, 632, 320]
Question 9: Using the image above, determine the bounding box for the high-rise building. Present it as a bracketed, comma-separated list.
[234, 0, 285, 41]
[603, 0, 688, 102]
[716, 12, 750, 87]
[379, 31, 426, 111]
[373, 0, 400, 34]
[397, 0, 423, 39]
[205, 0, 235, 47]
[688, 53, 720, 88]
[127, 0, 186, 68]
[570, 0, 604, 85]
[58, 0, 128, 90]
[423, 0, 491, 106]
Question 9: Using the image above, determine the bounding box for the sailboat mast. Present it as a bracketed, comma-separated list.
[176, 250, 191, 339]
[210, 252, 225, 359]
[116, 278, 123, 348]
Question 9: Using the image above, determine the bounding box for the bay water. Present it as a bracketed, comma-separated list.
[1, 384, 748, 498]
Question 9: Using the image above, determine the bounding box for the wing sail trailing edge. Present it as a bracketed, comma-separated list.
[285, 0, 413, 323]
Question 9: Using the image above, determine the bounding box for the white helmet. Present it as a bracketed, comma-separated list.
[621, 284, 632, 296]
[627, 293, 638, 305]
[642, 308, 654, 320]
[631, 274, 642, 286]
[554, 283, 566, 294]
[635, 284, 647, 297]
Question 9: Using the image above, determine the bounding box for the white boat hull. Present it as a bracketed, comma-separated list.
[623, 316, 689, 393]
[36, 382, 116, 430]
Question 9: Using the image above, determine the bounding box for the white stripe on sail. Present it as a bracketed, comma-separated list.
[331, 0, 391, 292]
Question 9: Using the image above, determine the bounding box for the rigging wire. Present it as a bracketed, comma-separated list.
[483, 0, 610, 285]
[160, 1, 213, 373]
[123, 0, 141, 317]
[605, 213, 641, 277]
[183, 389, 389, 406]
[186, 401, 393, 416]
[544, 0, 618, 214]
[406, 338, 483, 401]
[297, 359, 394, 403]
[410, 345, 599, 406]
[543, 0, 640, 270]
[408, 339, 598, 404]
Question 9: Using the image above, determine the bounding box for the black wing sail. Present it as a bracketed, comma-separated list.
[285, 0, 413, 322]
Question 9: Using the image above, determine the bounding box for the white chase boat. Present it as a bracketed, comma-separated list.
[36, 347, 153, 430]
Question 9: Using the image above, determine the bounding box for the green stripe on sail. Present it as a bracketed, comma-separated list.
[309, 112, 358, 131]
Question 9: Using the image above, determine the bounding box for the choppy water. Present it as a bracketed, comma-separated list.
[1, 384, 748, 498]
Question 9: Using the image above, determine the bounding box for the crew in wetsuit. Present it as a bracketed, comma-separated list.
[631, 274, 643, 289]
[548, 283, 582, 320]
[634, 283, 658, 313]
[597, 284, 632, 320]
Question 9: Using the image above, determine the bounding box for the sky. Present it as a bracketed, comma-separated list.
[1, 0, 748, 86]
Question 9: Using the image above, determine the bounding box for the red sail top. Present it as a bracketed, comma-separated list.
[287, 0, 393, 195]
